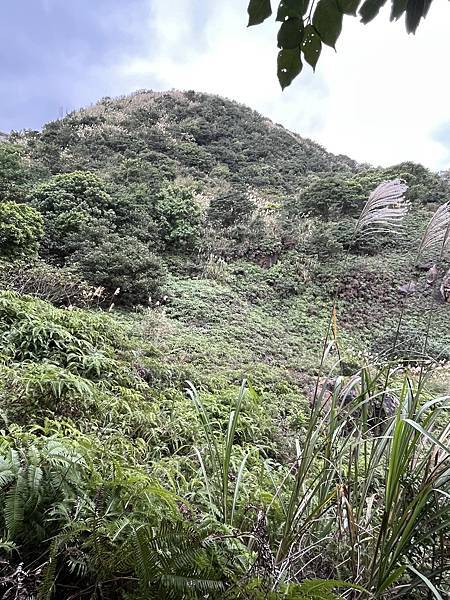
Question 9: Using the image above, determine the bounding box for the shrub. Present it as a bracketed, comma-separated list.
[0, 259, 100, 307]
[71, 234, 167, 305]
[298, 219, 344, 258]
[109, 182, 162, 246]
[29, 171, 115, 258]
[154, 183, 202, 251]
[298, 175, 365, 221]
[0, 201, 44, 259]
[207, 187, 257, 228]
[0, 143, 27, 201]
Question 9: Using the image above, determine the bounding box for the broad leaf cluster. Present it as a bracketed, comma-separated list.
[247, 0, 436, 87]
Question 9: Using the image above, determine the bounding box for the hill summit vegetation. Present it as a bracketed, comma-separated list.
[0, 90, 449, 599]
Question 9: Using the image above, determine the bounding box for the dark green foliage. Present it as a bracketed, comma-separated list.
[154, 183, 203, 251]
[208, 188, 257, 229]
[278, 48, 303, 89]
[0, 201, 44, 259]
[360, 0, 433, 32]
[0, 143, 28, 201]
[71, 234, 167, 305]
[108, 181, 162, 245]
[247, 0, 436, 87]
[380, 161, 449, 204]
[29, 171, 115, 259]
[302, 25, 322, 70]
[313, 0, 343, 49]
[297, 174, 365, 220]
[247, 0, 272, 25]
[0, 259, 99, 307]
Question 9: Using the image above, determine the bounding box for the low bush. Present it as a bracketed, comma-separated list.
[29, 171, 115, 259]
[154, 183, 203, 251]
[71, 235, 167, 305]
[0, 201, 44, 259]
[0, 259, 100, 307]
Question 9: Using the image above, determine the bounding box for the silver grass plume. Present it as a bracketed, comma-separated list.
[416, 201, 450, 261]
[354, 179, 409, 238]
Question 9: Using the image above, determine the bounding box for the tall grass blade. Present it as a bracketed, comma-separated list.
[230, 451, 249, 527]
[403, 418, 450, 455]
[407, 565, 445, 600]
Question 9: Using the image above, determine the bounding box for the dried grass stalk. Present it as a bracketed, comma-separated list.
[416, 201, 450, 261]
[355, 179, 409, 237]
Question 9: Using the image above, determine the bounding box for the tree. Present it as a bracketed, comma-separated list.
[352, 163, 450, 204]
[71, 233, 166, 306]
[207, 187, 257, 228]
[29, 171, 115, 259]
[154, 183, 203, 251]
[0, 143, 27, 201]
[247, 0, 437, 88]
[0, 201, 44, 259]
[297, 175, 365, 220]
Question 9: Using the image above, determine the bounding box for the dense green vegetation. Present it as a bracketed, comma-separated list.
[0, 91, 449, 598]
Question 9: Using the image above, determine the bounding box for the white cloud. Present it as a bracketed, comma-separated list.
[114, 0, 450, 170]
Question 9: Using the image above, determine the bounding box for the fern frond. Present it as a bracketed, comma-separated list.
[0, 458, 16, 488]
[355, 179, 409, 238]
[295, 578, 368, 599]
[37, 538, 60, 600]
[132, 525, 161, 586]
[4, 470, 27, 539]
[160, 573, 224, 594]
[416, 201, 450, 260]
[27, 464, 44, 494]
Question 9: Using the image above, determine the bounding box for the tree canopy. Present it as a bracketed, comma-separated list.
[247, 0, 437, 88]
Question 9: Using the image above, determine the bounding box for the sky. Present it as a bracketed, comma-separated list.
[1, 0, 449, 170]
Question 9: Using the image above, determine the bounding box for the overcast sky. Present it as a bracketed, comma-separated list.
[1, 0, 449, 170]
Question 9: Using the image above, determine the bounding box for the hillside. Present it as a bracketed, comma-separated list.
[16, 90, 359, 194]
[0, 91, 449, 599]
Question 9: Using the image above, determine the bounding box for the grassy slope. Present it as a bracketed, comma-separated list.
[1, 92, 449, 597]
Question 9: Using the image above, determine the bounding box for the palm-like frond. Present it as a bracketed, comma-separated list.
[4, 471, 27, 539]
[355, 179, 409, 237]
[293, 578, 367, 599]
[129, 521, 226, 598]
[416, 201, 450, 260]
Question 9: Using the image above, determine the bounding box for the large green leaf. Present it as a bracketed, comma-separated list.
[359, 0, 387, 23]
[277, 17, 304, 49]
[302, 25, 322, 70]
[405, 0, 433, 33]
[276, 0, 305, 20]
[390, 0, 408, 20]
[277, 48, 303, 89]
[313, 0, 343, 48]
[247, 0, 272, 25]
[337, 0, 361, 15]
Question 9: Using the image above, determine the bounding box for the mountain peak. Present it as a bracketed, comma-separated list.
[19, 90, 359, 195]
